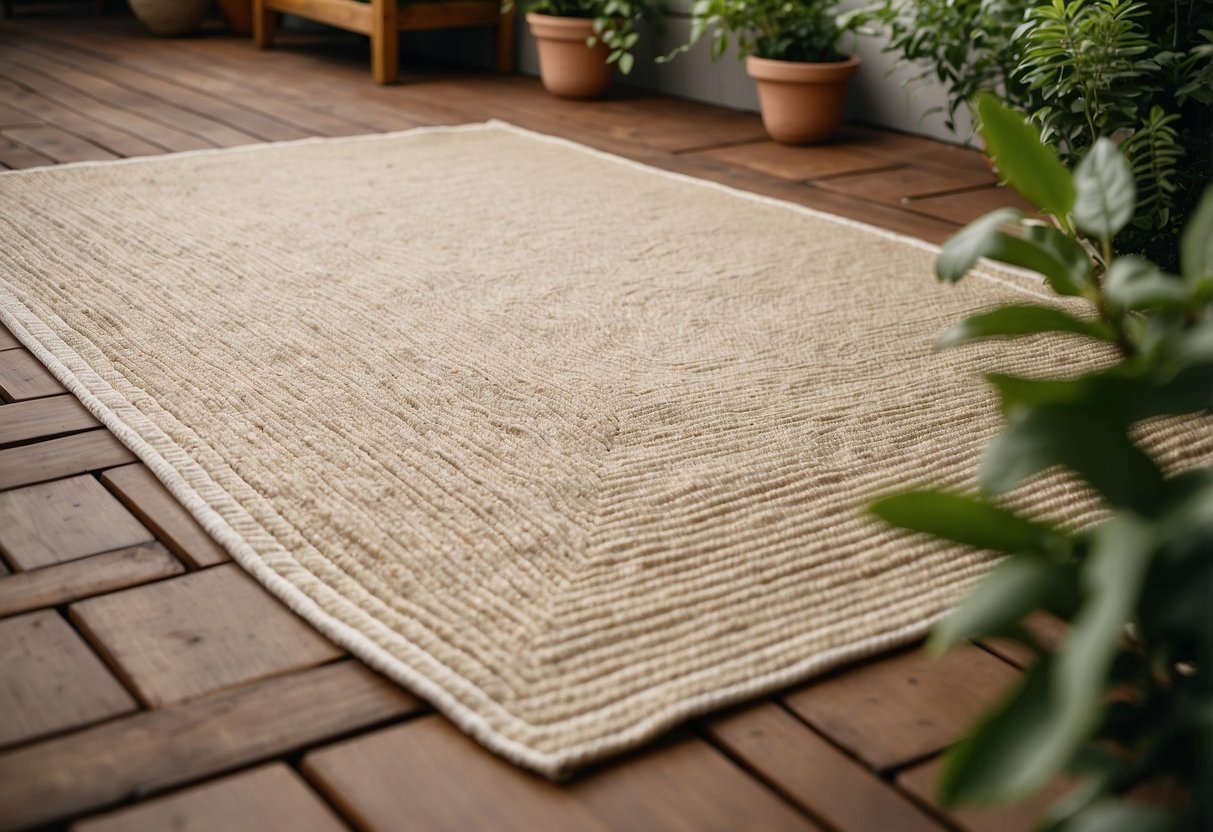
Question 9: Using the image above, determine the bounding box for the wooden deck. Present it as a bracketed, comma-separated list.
[0, 10, 1043, 832]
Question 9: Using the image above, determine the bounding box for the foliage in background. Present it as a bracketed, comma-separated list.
[871, 94, 1213, 831]
[662, 0, 869, 64]
[877, 0, 1213, 268]
[505, 0, 661, 74]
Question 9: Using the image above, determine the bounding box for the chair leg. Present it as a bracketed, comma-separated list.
[370, 0, 399, 84]
[495, 7, 516, 74]
[253, 0, 277, 48]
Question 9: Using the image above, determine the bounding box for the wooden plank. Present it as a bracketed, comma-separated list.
[0, 51, 255, 149]
[0, 474, 152, 570]
[0, 430, 137, 491]
[3, 124, 117, 163]
[0, 660, 422, 832]
[897, 755, 1072, 832]
[395, 1, 500, 31]
[705, 701, 945, 831]
[15, 31, 369, 139]
[692, 140, 896, 181]
[4, 41, 311, 143]
[303, 716, 821, 832]
[0, 134, 52, 169]
[266, 0, 375, 34]
[979, 612, 1068, 670]
[603, 95, 771, 153]
[0, 98, 38, 128]
[0, 349, 67, 402]
[0, 541, 183, 618]
[72, 763, 350, 832]
[0, 609, 137, 749]
[0, 395, 100, 447]
[116, 26, 461, 127]
[906, 184, 1038, 226]
[840, 125, 992, 174]
[814, 163, 996, 204]
[0, 78, 166, 157]
[0, 57, 211, 153]
[781, 645, 1020, 771]
[0, 325, 18, 350]
[100, 463, 231, 568]
[70, 562, 343, 708]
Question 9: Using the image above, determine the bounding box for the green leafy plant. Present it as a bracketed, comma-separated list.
[505, 0, 661, 74]
[871, 94, 1213, 830]
[662, 0, 869, 64]
[877, 0, 1213, 267]
[877, 0, 1032, 132]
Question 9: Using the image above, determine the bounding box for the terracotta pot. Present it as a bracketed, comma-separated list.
[527, 13, 614, 100]
[217, 0, 254, 36]
[128, 0, 210, 36]
[745, 55, 860, 145]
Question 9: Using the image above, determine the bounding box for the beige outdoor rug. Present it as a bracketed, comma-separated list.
[4, 123, 1201, 777]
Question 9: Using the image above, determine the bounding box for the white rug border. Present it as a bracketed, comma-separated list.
[0, 120, 1047, 778]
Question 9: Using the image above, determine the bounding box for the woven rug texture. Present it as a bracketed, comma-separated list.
[4, 123, 1202, 777]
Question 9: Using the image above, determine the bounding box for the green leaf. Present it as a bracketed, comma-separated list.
[1023, 224, 1093, 295]
[869, 491, 1063, 554]
[980, 405, 1165, 512]
[1104, 257, 1189, 311]
[937, 305, 1115, 348]
[977, 93, 1075, 220]
[1071, 138, 1136, 240]
[936, 208, 1024, 283]
[1066, 803, 1178, 832]
[983, 234, 1091, 297]
[938, 516, 1153, 804]
[618, 51, 635, 74]
[1181, 185, 1213, 287]
[929, 556, 1074, 653]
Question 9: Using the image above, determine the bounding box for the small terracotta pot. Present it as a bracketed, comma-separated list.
[745, 55, 860, 145]
[527, 13, 614, 100]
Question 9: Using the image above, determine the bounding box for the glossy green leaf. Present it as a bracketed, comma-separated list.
[1071, 138, 1136, 240]
[929, 556, 1074, 653]
[1104, 256, 1189, 310]
[936, 208, 1023, 283]
[938, 516, 1153, 804]
[977, 93, 1075, 220]
[869, 491, 1062, 554]
[1066, 803, 1178, 832]
[982, 234, 1092, 297]
[1181, 185, 1213, 287]
[937, 305, 1115, 348]
[980, 405, 1165, 511]
[1023, 224, 1093, 295]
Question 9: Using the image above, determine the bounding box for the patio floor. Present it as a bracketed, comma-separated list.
[0, 10, 1046, 832]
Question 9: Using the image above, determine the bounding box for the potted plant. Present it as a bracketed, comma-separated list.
[877, 0, 1213, 269]
[872, 93, 1213, 831]
[505, 0, 661, 99]
[663, 0, 868, 144]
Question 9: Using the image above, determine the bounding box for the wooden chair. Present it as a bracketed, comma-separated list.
[253, 0, 515, 85]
